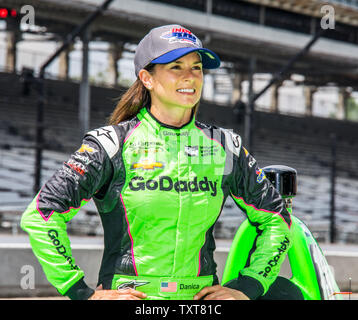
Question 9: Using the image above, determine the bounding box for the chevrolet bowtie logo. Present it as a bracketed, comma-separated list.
[76, 144, 97, 153]
[131, 160, 164, 170]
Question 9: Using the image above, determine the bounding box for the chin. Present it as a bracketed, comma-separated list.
[178, 99, 200, 109]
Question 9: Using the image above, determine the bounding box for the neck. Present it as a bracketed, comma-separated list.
[149, 104, 193, 128]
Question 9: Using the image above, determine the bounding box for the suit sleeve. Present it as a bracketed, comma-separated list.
[221, 130, 292, 299]
[20, 135, 113, 299]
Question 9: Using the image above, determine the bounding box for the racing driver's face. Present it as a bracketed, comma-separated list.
[142, 52, 204, 112]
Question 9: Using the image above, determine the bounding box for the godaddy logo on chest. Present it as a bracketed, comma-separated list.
[128, 176, 217, 196]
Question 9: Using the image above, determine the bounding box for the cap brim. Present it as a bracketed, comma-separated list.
[151, 47, 220, 69]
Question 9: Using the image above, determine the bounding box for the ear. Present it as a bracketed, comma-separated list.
[138, 69, 153, 90]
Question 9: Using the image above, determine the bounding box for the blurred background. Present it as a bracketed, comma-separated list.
[0, 0, 358, 298]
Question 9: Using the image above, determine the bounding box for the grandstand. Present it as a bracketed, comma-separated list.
[1, 70, 358, 243]
[0, 0, 358, 245]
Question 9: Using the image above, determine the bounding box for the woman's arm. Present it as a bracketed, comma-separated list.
[21, 136, 113, 299]
[221, 130, 292, 300]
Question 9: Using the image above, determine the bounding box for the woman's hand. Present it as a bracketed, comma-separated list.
[193, 285, 250, 300]
[89, 285, 147, 300]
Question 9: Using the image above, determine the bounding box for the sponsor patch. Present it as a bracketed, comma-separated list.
[162, 130, 189, 137]
[179, 283, 199, 290]
[184, 145, 219, 157]
[65, 159, 87, 176]
[243, 147, 249, 157]
[73, 153, 92, 166]
[160, 27, 200, 47]
[200, 145, 219, 157]
[160, 282, 177, 293]
[223, 130, 241, 158]
[184, 145, 199, 157]
[256, 168, 266, 183]
[48, 229, 79, 270]
[258, 236, 290, 278]
[91, 127, 116, 145]
[117, 280, 149, 290]
[131, 160, 164, 170]
[128, 141, 165, 156]
[86, 126, 119, 159]
[61, 166, 80, 182]
[128, 176, 217, 196]
[248, 155, 256, 168]
[77, 144, 97, 154]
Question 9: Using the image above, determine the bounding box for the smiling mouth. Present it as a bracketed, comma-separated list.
[176, 88, 195, 93]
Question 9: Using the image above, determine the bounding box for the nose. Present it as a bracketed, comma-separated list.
[182, 68, 196, 81]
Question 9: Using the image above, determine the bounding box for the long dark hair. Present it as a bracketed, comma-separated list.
[108, 64, 200, 125]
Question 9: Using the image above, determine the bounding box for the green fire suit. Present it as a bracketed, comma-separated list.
[21, 107, 292, 300]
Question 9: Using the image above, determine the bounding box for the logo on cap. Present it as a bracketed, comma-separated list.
[160, 27, 200, 47]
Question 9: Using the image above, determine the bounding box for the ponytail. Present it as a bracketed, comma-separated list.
[108, 78, 150, 125]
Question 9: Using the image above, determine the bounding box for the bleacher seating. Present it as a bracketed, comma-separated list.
[1, 71, 358, 242]
[0, 124, 100, 235]
[0, 72, 122, 152]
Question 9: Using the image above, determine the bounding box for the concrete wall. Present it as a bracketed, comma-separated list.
[0, 245, 103, 298]
[1, 245, 357, 298]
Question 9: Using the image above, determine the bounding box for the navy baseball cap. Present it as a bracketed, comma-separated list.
[134, 24, 221, 76]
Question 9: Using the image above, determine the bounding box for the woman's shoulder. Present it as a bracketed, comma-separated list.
[116, 114, 140, 128]
[195, 120, 243, 153]
[195, 119, 241, 136]
[85, 125, 120, 159]
[84, 115, 141, 159]
[195, 119, 220, 131]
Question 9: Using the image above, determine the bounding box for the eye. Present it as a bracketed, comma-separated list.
[192, 65, 202, 70]
[170, 65, 181, 70]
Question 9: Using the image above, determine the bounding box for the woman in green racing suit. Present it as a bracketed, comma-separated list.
[21, 24, 292, 300]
